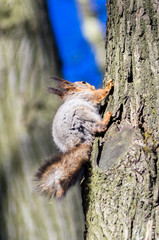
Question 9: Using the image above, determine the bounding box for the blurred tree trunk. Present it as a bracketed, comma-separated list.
[82, 0, 159, 239]
[0, 1, 84, 240]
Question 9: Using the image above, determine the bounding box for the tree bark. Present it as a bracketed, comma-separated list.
[0, 1, 84, 240]
[82, 0, 159, 239]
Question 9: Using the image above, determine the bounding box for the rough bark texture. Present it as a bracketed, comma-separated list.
[0, 1, 84, 240]
[82, 0, 159, 239]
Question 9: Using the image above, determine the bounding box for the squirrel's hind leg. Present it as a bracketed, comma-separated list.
[95, 111, 112, 133]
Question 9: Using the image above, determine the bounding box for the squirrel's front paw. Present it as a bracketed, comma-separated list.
[107, 79, 114, 88]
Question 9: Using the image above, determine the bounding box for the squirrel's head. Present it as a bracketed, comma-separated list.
[48, 76, 96, 101]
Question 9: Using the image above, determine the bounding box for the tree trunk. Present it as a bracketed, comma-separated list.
[0, 1, 84, 240]
[82, 0, 159, 239]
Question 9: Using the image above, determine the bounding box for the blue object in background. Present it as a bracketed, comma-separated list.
[89, 0, 107, 33]
[47, 0, 103, 87]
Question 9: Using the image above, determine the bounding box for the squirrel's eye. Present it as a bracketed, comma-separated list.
[82, 81, 86, 84]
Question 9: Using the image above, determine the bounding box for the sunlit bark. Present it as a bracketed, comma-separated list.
[82, 0, 159, 239]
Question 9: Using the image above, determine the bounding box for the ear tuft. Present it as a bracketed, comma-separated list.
[47, 87, 66, 99]
[50, 76, 76, 90]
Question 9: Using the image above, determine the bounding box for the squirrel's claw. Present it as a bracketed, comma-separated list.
[106, 79, 114, 88]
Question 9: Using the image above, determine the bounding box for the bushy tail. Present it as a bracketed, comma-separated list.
[34, 143, 92, 199]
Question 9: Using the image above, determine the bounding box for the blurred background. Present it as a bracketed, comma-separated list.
[46, 0, 107, 87]
[0, 0, 107, 239]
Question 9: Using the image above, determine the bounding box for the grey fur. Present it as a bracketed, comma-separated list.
[53, 97, 101, 153]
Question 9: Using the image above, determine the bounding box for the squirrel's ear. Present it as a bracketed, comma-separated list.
[50, 76, 76, 90]
[47, 87, 66, 99]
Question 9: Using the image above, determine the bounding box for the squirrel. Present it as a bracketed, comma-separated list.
[34, 76, 114, 199]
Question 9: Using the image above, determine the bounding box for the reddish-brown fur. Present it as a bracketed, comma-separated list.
[34, 77, 114, 199]
[35, 143, 92, 198]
